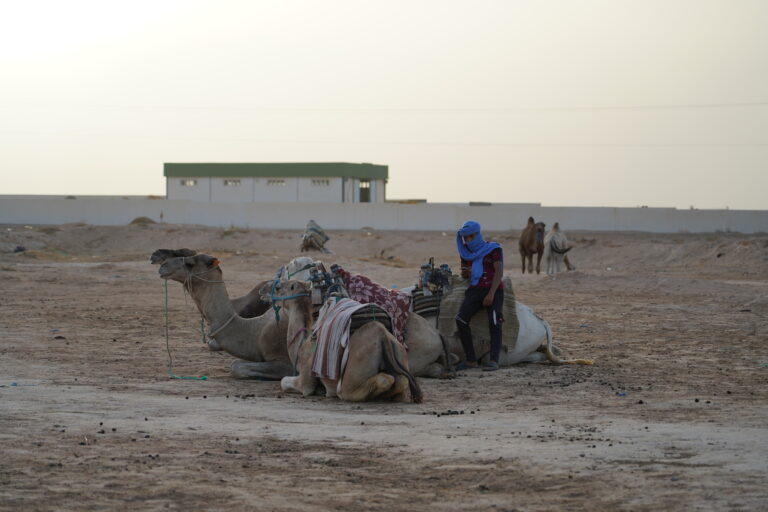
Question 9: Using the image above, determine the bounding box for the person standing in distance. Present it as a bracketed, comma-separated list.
[455, 220, 504, 371]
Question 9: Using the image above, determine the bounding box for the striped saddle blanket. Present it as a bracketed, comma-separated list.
[311, 298, 392, 381]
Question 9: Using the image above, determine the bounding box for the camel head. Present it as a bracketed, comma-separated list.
[258, 280, 277, 302]
[268, 279, 313, 323]
[158, 253, 222, 284]
[269, 280, 311, 304]
[280, 256, 320, 282]
[150, 248, 197, 265]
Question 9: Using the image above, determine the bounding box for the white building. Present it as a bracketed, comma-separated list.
[165, 162, 388, 203]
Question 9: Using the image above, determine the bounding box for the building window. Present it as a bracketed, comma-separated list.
[359, 179, 371, 203]
[267, 179, 286, 187]
[180, 179, 197, 187]
[311, 179, 330, 186]
[223, 179, 241, 187]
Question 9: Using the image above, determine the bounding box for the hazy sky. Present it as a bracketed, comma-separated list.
[1, 0, 767, 209]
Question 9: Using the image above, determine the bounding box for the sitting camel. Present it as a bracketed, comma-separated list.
[300, 219, 331, 253]
[280, 257, 592, 371]
[273, 280, 423, 402]
[157, 253, 293, 380]
[519, 217, 546, 274]
[278, 257, 453, 378]
[543, 222, 573, 275]
[426, 275, 593, 366]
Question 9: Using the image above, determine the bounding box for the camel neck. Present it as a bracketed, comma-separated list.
[185, 278, 275, 362]
[188, 279, 234, 326]
[285, 301, 312, 365]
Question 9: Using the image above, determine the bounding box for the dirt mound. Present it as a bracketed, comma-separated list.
[129, 216, 157, 225]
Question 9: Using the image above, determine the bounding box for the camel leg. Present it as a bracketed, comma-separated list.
[378, 375, 410, 402]
[281, 376, 302, 394]
[520, 252, 526, 274]
[536, 251, 543, 274]
[231, 360, 294, 380]
[564, 254, 575, 271]
[516, 352, 548, 363]
[318, 379, 338, 398]
[334, 327, 394, 401]
[281, 371, 319, 397]
[340, 372, 395, 402]
[527, 254, 533, 273]
[418, 362, 447, 379]
[537, 344, 562, 356]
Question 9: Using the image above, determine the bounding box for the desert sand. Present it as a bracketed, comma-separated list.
[1, 221, 767, 511]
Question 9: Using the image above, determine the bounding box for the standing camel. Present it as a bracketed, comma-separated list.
[158, 253, 294, 380]
[273, 280, 423, 402]
[519, 217, 546, 274]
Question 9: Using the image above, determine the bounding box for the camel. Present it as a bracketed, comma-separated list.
[273, 280, 423, 402]
[300, 220, 331, 253]
[422, 275, 593, 366]
[543, 222, 573, 275]
[280, 257, 590, 371]
[151, 249, 272, 348]
[157, 253, 294, 380]
[278, 257, 453, 378]
[519, 217, 546, 274]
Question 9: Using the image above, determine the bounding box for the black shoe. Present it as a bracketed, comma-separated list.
[482, 361, 499, 372]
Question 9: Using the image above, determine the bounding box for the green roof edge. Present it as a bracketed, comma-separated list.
[164, 162, 388, 179]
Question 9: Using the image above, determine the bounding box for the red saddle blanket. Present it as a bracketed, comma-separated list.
[343, 273, 410, 344]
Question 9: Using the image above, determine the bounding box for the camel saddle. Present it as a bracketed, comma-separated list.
[348, 303, 393, 337]
[411, 288, 442, 317]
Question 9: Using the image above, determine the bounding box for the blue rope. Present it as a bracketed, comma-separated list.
[269, 278, 310, 321]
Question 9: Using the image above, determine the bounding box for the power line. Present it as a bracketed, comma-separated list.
[0, 129, 766, 147]
[4, 101, 768, 113]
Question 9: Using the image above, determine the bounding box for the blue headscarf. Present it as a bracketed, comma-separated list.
[456, 220, 502, 285]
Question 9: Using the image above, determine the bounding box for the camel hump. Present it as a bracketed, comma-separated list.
[527, 216, 534, 224]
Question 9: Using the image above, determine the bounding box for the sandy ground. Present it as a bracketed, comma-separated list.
[1, 221, 767, 511]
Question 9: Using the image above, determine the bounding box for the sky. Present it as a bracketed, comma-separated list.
[1, 0, 767, 209]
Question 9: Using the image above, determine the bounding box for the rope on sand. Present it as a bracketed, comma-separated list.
[164, 280, 208, 381]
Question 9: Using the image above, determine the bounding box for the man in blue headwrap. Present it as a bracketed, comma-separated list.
[455, 220, 504, 371]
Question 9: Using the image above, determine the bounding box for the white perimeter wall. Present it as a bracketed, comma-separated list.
[0, 196, 766, 233]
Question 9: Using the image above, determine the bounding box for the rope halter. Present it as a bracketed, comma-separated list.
[269, 279, 310, 322]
